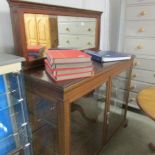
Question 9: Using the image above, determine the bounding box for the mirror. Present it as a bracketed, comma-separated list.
[24, 14, 97, 62]
[7, 0, 102, 69]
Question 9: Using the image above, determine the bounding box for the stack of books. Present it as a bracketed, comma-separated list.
[45, 49, 94, 81]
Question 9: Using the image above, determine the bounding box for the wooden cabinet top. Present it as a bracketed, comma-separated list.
[24, 59, 134, 103]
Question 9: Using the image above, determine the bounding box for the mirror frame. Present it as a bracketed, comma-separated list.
[8, 0, 102, 69]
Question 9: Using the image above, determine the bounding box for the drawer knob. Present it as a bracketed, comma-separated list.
[87, 42, 92, 45]
[66, 27, 70, 31]
[130, 98, 136, 102]
[130, 85, 136, 90]
[140, 11, 147, 16]
[134, 61, 140, 66]
[88, 28, 92, 32]
[139, 27, 145, 32]
[137, 44, 144, 49]
[132, 74, 137, 78]
[66, 40, 70, 44]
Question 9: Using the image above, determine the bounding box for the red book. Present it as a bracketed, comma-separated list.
[47, 49, 91, 64]
[27, 45, 45, 53]
[50, 61, 93, 69]
[45, 62, 94, 81]
[45, 59, 93, 76]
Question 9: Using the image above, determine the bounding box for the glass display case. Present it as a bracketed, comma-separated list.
[0, 54, 32, 155]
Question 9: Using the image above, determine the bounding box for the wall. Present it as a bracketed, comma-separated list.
[0, 0, 14, 53]
[109, 0, 122, 51]
[0, 0, 120, 54]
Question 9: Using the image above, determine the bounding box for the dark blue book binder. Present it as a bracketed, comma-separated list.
[85, 50, 131, 62]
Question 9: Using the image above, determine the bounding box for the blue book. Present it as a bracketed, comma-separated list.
[85, 50, 131, 62]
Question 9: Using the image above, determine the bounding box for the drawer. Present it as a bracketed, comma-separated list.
[127, 5, 155, 20]
[126, 21, 155, 37]
[0, 125, 30, 155]
[58, 21, 96, 35]
[127, 0, 155, 5]
[111, 89, 137, 106]
[58, 34, 95, 49]
[0, 97, 27, 129]
[112, 77, 129, 90]
[131, 68, 155, 84]
[58, 16, 96, 22]
[78, 35, 95, 49]
[124, 38, 155, 56]
[111, 88, 138, 108]
[133, 58, 155, 71]
[130, 80, 153, 93]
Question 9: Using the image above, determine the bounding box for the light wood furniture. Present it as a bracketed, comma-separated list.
[137, 87, 155, 152]
[119, 0, 155, 109]
[24, 14, 58, 49]
[24, 59, 134, 155]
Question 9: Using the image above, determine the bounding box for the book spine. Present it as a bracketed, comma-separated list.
[91, 55, 102, 62]
[47, 55, 55, 64]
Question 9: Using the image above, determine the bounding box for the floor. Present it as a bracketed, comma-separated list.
[100, 111, 155, 155]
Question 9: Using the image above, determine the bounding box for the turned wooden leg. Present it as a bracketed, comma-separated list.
[149, 143, 155, 152]
[124, 119, 128, 128]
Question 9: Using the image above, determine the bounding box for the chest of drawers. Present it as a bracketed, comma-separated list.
[58, 16, 96, 49]
[119, 0, 155, 109]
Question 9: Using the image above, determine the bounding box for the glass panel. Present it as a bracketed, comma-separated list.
[23, 13, 97, 62]
[71, 84, 107, 155]
[107, 70, 130, 139]
[0, 126, 30, 155]
[0, 73, 32, 155]
[27, 94, 58, 155]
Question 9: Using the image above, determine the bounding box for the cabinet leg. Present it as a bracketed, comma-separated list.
[124, 119, 128, 128]
[57, 102, 71, 155]
[149, 143, 155, 152]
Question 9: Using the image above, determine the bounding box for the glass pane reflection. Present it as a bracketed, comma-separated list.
[24, 13, 97, 62]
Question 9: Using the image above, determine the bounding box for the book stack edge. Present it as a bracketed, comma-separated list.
[45, 49, 94, 81]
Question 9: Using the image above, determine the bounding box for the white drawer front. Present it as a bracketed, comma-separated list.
[78, 35, 95, 49]
[131, 68, 155, 84]
[130, 80, 154, 93]
[112, 76, 154, 93]
[126, 21, 155, 37]
[58, 21, 96, 35]
[58, 35, 95, 49]
[58, 35, 77, 48]
[127, 0, 155, 5]
[134, 58, 155, 71]
[124, 38, 155, 56]
[111, 89, 138, 108]
[127, 5, 155, 20]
